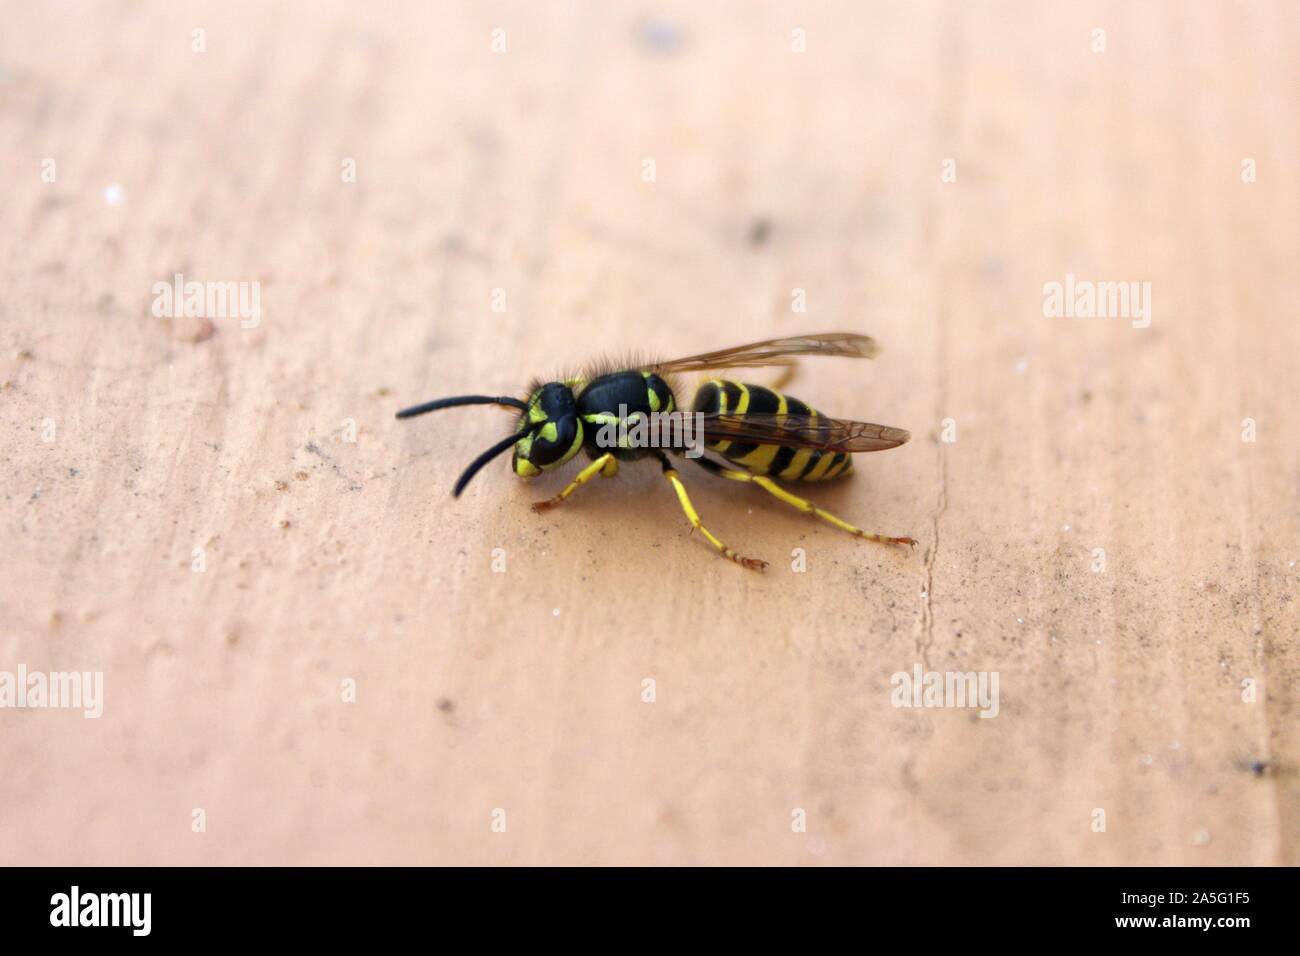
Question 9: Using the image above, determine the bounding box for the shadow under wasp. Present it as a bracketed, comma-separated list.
[396, 332, 916, 571]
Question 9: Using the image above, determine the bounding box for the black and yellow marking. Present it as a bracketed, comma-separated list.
[642, 370, 675, 414]
[692, 380, 853, 482]
[395, 332, 914, 572]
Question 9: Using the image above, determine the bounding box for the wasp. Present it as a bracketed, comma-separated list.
[396, 332, 916, 571]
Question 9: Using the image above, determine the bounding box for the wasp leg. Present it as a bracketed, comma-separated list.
[689, 456, 916, 549]
[654, 451, 767, 571]
[531, 452, 618, 512]
[769, 359, 798, 391]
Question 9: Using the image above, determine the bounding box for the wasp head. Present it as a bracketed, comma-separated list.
[512, 381, 582, 478]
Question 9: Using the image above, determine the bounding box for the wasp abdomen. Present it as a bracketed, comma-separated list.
[692, 379, 852, 481]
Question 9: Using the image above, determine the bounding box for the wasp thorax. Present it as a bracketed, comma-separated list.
[513, 382, 582, 477]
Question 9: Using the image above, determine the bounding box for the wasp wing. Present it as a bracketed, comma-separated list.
[649, 332, 879, 375]
[700, 413, 910, 453]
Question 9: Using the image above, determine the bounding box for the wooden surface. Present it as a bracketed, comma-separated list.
[2, 1, 1296, 865]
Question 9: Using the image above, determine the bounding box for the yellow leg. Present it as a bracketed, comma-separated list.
[532, 452, 617, 512]
[769, 359, 798, 391]
[656, 453, 766, 571]
[701, 459, 916, 549]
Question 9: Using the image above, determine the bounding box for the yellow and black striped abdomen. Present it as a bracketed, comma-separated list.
[691, 379, 853, 482]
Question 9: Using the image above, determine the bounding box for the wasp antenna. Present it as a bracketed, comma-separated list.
[453, 428, 537, 498]
[396, 394, 529, 419]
